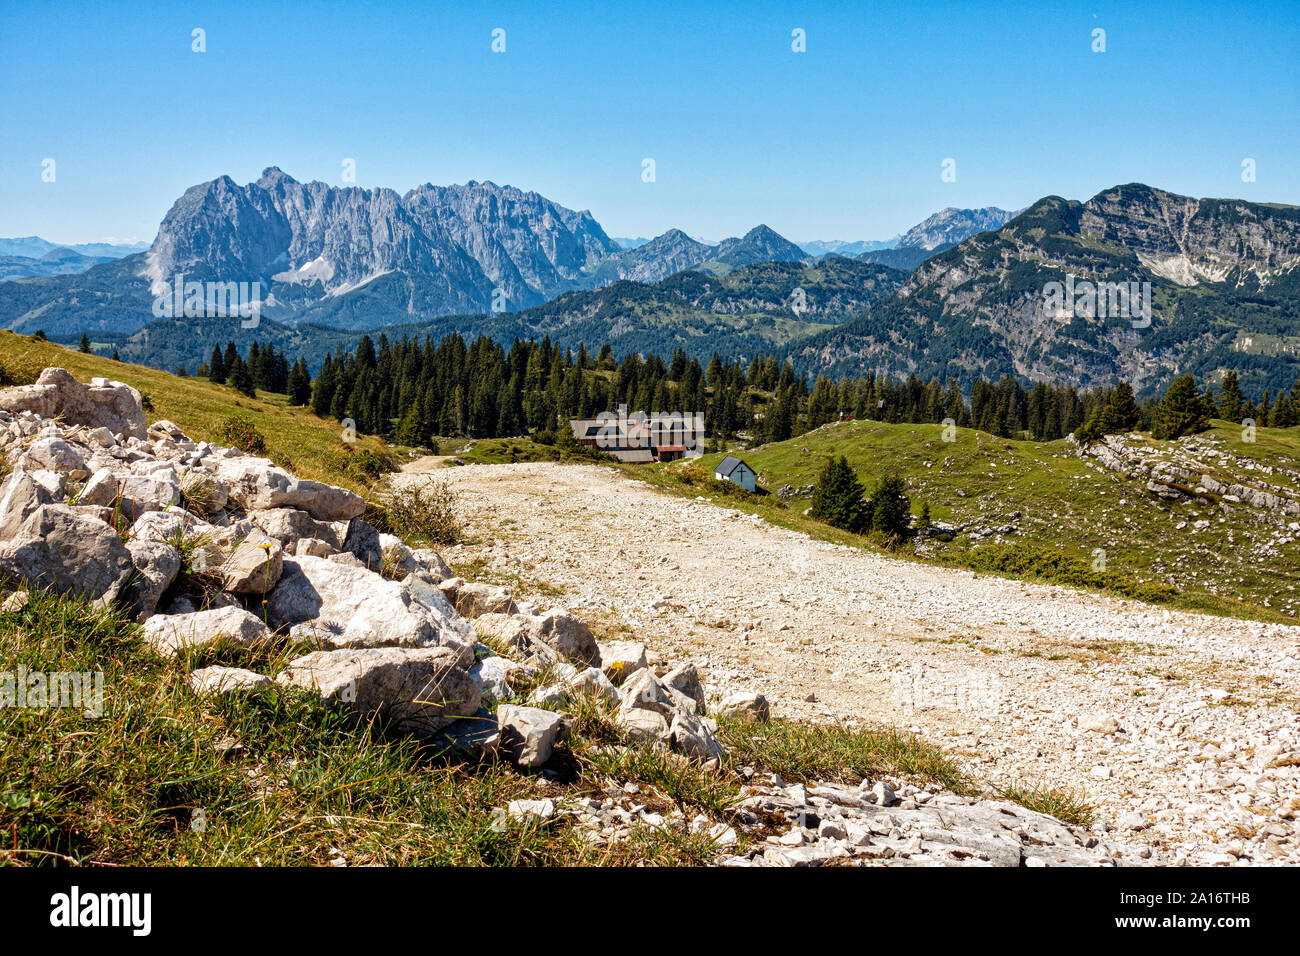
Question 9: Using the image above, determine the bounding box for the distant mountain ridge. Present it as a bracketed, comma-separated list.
[0, 237, 148, 259]
[0, 237, 148, 280]
[893, 206, 1018, 250]
[7, 179, 1298, 397]
[0, 169, 817, 336]
[790, 185, 1300, 395]
[798, 238, 898, 257]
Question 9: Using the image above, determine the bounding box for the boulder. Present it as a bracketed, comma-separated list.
[266, 556, 475, 655]
[291, 537, 332, 558]
[663, 662, 706, 713]
[0, 368, 147, 439]
[277, 646, 479, 736]
[82, 426, 117, 448]
[529, 666, 620, 709]
[598, 640, 648, 684]
[78, 467, 121, 508]
[340, 518, 382, 571]
[21, 436, 89, 479]
[27, 469, 66, 499]
[716, 691, 770, 723]
[618, 667, 694, 720]
[517, 609, 600, 667]
[438, 578, 517, 618]
[0, 504, 133, 604]
[177, 470, 228, 515]
[141, 606, 272, 656]
[217, 532, 284, 595]
[247, 507, 342, 550]
[148, 420, 189, 443]
[471, 611, 531, 647]
[668, 711, 726, 760]
[72, 504, 116, 526]
[124, 539, 182, 621]
[379, 533, 418, 577]
[212, 456, 364, 521]
[493, 704, 564, 768]
[117, 474, 181, 521]
[188, 666, 273, 694]
[0, 467, 56, 540]
[410, 548, 453, 581]
[469, 655, 515, 705]
[129, 509, 214, 545]
[616, 706, 669, 742]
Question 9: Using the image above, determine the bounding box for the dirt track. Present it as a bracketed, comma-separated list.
[395, 460, 1300, 864]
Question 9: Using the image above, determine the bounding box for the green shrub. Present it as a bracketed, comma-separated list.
[959, 543, 1178, 604]
[217, 415, 268, 456]
[384, 480, 462, 546]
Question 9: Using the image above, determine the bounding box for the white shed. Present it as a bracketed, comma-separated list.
[714, 455, 757, 492]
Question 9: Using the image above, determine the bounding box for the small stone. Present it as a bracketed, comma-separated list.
[188, 666, 273, 694]
[1079, 713, 1121, 734]
[494, 704, 564, 768]
[868, 781, 897, 806]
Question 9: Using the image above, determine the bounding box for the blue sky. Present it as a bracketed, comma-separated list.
[2, 0, 1297, 245]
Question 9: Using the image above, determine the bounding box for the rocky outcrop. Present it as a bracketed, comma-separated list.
[142, 606, 272, 656]
[0, 504, 134, 604]
[212, 457, 364, 521]
[721, 779, 1116, 867]
[266, 555, 475, 654]
[277, 646, 479, 736]
[0, 367, 147, 439]
[1076, 432, 1300, 517]
[797, 185, 1300, 390]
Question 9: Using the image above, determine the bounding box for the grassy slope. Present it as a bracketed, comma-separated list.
[0, 332, 391, 493]
[675, 419, 1300, 624]
[0, 590, 966, 865]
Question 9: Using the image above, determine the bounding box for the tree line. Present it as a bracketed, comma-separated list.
[194, 336, 1300, 448]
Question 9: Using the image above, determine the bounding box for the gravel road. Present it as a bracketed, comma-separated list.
[396, 460, 1300, 864]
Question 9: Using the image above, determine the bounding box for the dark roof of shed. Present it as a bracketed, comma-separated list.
[716, 455, 750, 476]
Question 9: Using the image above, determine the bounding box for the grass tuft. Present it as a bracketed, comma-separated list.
[997, 781, 1097, 827]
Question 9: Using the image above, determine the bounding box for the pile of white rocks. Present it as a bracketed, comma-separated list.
[720, 777, 1120, 866]
[0, 367, 757, 763]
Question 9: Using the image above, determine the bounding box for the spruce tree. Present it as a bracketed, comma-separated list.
[1152, 375, 1209, 440]
[869, 473, 912, 541]
[228, 357, 256, 397]
[209, 345, 226, 384]
[809, 456, 868, 533]
[1219, 370, 1243, 422]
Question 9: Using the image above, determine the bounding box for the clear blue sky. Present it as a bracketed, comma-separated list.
[2, 0, 1297, 245]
